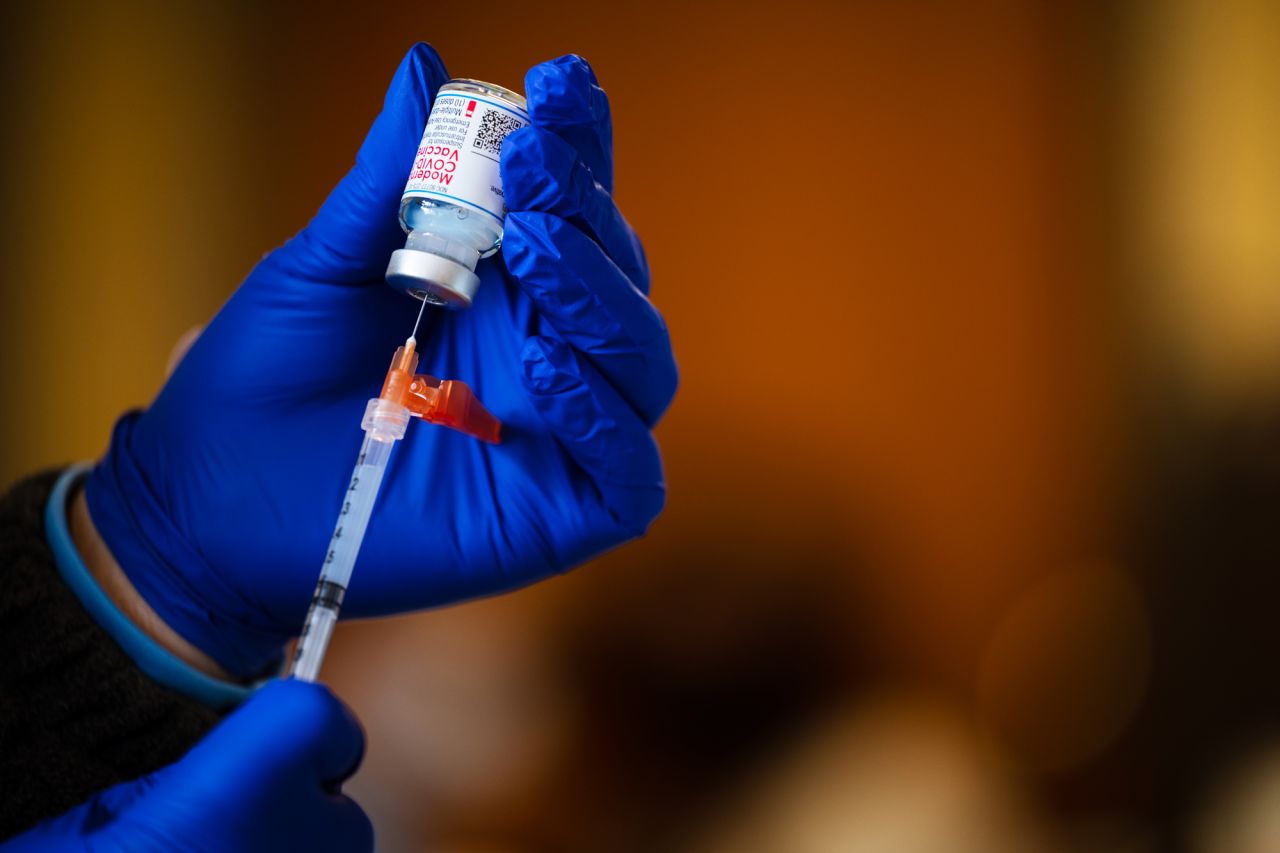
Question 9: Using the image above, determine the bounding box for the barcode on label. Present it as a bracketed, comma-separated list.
[473, 108, 523, 156]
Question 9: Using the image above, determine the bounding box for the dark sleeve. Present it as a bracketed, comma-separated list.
[0, 470, 222, 839]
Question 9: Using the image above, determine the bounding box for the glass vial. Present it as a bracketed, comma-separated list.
[385, 79, 530, 309]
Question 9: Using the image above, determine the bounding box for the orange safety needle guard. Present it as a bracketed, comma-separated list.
[378, 342, 501, 444]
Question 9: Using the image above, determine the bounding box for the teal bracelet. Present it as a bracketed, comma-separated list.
[45, 465, 256, 710]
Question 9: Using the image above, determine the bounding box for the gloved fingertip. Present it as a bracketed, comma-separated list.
[336, 800, 376, 853]
[271, 680, 367, 783]
[522, 54, 614, 191]
[554, 53, 598, 82]
[521, 336, 582, 396]
[525, 53, 606, 126]
[293, 42, 449, 282]
[376, 43, 447, 124]
[399, 41, 450, 96]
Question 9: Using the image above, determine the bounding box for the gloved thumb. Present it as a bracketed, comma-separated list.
[274, 43, 449, 285]
[184, 679, 367, 787]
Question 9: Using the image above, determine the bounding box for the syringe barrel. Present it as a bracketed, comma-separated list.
[288, 399, 407, 681]
[292, 599, 340, 682]
[319, 432, 394, 591]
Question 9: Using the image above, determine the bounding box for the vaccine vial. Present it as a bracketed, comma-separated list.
[385, 79, 530, 309]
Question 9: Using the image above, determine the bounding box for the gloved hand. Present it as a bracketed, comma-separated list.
[84, 45, 676, 677]
[2, 680, 372, 852]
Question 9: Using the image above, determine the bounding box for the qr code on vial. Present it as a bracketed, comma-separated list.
[474, 109, 523, 156]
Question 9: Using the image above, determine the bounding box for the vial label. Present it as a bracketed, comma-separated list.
[402, 91, 530, 224]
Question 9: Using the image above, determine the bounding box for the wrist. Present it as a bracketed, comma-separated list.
[70, 490, 231, 681]
[45, 465, 255, 709]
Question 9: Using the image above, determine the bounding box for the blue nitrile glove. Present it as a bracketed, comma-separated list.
[3, 680, 372, 852]
[84, 45, 675, 678]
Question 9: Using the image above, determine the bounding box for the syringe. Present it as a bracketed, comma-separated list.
[289, 323, 501, 682]
[289, 341, 415, 681]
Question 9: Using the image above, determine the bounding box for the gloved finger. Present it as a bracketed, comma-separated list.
[284, 681, 368, 786]
[502, 127, 650, 292]
[522, 336, 665, 537]
[207, 680, 366, 787]
[525, 55, 614, 193]
[317, 795, 375, 853]
[506, 212, 676, 425]
[271, 43, 448, 285]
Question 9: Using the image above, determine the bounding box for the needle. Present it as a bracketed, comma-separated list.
[407, 294, 429, 348]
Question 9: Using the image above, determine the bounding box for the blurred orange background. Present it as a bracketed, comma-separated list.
[2, 1, 1277, 850]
